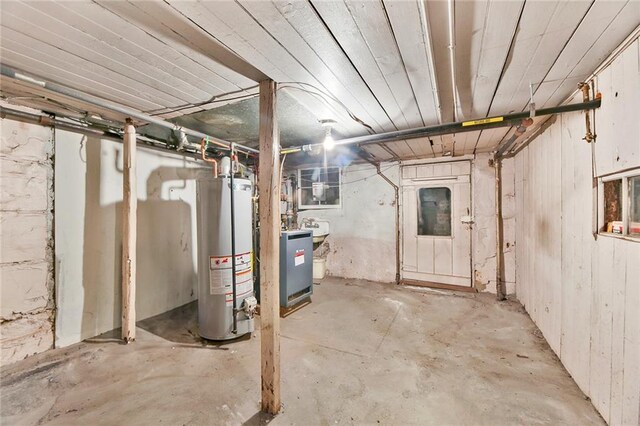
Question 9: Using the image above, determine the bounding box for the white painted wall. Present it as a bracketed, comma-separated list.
[55, 130, 202, 347]
[298, 158, 515, 292]
[297, 163, 399, 283]
[472, 154, 516, 293]
[0, 119, 54, 365]
[514, 38, 640, 425]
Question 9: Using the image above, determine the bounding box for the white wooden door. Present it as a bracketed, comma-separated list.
[401, 162, 472, 287]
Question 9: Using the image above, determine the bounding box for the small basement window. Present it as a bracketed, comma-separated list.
[599, 170, 640, 239]
[298, 166, 341, 209]
[602, 179, 622, 233]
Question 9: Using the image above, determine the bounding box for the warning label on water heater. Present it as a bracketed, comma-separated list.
[294, 249, 305, 266]
[209, 269, 232, 295]
[209, 252, 253, 305]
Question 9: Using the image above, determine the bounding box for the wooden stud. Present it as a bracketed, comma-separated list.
[258, 79, 281, 415]
[122, 119, 137, 342]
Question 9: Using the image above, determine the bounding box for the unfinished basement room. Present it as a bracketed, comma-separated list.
[1, 1, 639, 425]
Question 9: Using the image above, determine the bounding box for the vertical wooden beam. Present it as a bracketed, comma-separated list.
[122, 119, 137, 342]
[258, 80, 281, 414]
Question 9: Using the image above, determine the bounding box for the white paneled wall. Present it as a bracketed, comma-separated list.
[514, 38, 640, 425]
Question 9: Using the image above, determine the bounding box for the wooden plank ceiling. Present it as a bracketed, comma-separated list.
[0, 0, 638, 162]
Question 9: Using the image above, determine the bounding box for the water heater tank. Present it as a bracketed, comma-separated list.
[196, 175, 255, 340]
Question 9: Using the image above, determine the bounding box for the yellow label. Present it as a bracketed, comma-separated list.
[280, 147, 301, 154]
[462, 116, 504, 127]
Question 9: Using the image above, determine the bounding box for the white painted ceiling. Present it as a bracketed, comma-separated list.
[1, 0, 638, 162]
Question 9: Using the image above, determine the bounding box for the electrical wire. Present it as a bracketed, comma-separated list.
[297, 164, 396, 187]
[280, 85, 374, 133]
[143, 84, 260, 116]
[279, 153, 288, 189]
[148, 92, 259, 116]
[278, 81, 376, 133]
[340, 164, 396, 185]
[139, 80, 376, 140]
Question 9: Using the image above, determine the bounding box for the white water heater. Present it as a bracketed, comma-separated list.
[196, 174, 256, 340]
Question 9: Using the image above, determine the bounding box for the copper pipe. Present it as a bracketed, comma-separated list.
[579, 82, 594, 143]
[201, 138, 218, 177]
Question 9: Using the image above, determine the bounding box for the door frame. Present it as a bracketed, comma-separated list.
[400, 160, 473, 289]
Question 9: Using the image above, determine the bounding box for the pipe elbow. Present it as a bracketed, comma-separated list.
[201, 138, 219, 177]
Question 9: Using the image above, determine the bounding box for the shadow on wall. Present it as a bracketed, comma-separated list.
[77, 137, 199, 341]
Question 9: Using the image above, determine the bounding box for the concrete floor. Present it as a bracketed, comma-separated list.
[1, 278, 603, 425]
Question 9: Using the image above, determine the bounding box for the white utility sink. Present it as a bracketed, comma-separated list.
[301, 218, 330, 244]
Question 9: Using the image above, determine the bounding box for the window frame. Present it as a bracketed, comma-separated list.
[627, 174, 640, 237]
[415, 184, 455, 240]
[297, 166, 342, 210]
[598, 168, 640, 240]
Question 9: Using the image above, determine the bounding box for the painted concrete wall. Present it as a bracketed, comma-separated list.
[514, 38, 640, 425]
[55, 130, 203, 347]
[298, 163, 399, 283]
[473, 154, 516, 293]
[1, 119, 55, 365]
[298, 158, 515, 293]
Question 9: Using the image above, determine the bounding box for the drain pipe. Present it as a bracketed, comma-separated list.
[494, 120, 533, 300]
[374, 163, 401, 285]
[494, 157, 506, 301]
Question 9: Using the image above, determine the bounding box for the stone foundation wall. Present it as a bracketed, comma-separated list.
[1, 119, 55, 365]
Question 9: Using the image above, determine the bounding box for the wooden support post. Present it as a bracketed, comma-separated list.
[258, 80, 281, 414]
[122, 119, 137, 342]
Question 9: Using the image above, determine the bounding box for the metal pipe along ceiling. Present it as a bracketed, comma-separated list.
[0, 64, 259, 155]
[0, 106, 200, 159]
[285, 99, 601, 152]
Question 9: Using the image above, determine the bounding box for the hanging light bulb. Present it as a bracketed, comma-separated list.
[323, 126, 335, 151]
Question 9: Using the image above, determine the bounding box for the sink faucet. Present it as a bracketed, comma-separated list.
[301, 218, 320, 228]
